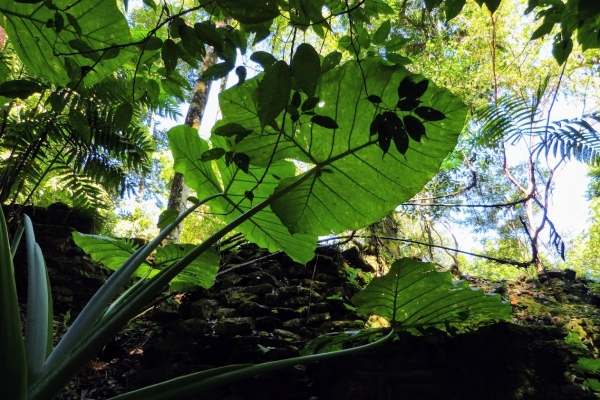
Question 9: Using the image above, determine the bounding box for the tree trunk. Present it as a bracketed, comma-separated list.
[163, 46, 217, 243]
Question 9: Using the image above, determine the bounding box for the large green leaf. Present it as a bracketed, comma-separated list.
[72, 233, 220, 291]
[167, 125, 223, 198]
[274, 61, 465, 235]
[213, 137, 317, 263]
[352, 258, 512, 330]
[167, 128, 317, 263]
[215, 57, 466, 236]
[0, 0, 133, 86]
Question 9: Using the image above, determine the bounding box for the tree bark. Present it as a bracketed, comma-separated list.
[163, 46, 217, 243]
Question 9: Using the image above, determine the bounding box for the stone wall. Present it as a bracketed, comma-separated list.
[6, 203, 108, 317]
[7, 204, 598, 400]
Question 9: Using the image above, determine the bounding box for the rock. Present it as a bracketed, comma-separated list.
[215, 308, 237, 319]
[243, 271, 282, 287]
[223, 291, 259, 306]
[214, 317, 254, 335]
[491, 283, 507, 295]
[283, 318, 303, 328]
[564, 269, 577, 281]
[270, 307, 301, 319]
[190, 299, 220, 319]
[264, 292, 279, 306]
[300, 279, 329, 291]
[314, 272, 344, 286]
[309, 302, 333, 314]
[255, 316, 283, 331]
[538, 269, 564, 283]
[274, 329, 303, 341]
[341, 246, 376, 273]
[241, 283, 275, 295]
[181, 318, 211, 335]
[281, 296, 311, 307]
[280, 286, 322, 300]
[325, 286, 346, 297]
[285, 262, 312, 277]
[219, 272, 243, 288]
[307, 313, 331, 325]
[238, 301, 273, 317]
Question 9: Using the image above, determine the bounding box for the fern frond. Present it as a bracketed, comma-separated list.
[542, 113, 600, 164]
[475, 95, 545, 147]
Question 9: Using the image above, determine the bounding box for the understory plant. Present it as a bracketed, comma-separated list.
[0, 1, 515, 399]
[0, 53, 513, 400]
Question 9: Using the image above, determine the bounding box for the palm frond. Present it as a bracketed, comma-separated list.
[474, 95, 545, 147]
[541, 113, 600, 164]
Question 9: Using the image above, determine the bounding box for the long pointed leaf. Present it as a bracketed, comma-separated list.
[29, 174, 314, 400]
[109, 330, 395, 400]
[43, 197, 218, 376]
[0, 209, 27, 400]
[23, 215, 52, 385]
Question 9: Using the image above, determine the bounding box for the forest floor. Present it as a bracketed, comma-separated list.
[50, 246, 600, 400]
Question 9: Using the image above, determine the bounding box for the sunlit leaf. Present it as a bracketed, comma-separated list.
[0, 0, 133, 86]
[321, 51, 342, 74]
[168, 127, 317, 263]
[373, 20, 391, 44]
[352, 258, 512, 330]
[157, 209, 179, 229]
[72, 233, 220, 292]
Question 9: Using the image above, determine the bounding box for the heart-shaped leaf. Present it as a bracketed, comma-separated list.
[352, 258, 512, 329]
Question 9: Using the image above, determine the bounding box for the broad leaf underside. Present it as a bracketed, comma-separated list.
[352, 258, 512, 329]
[72, 232, 220, 291]
[170, 57, 466, 263]
[217, 57, 468, 236]
[168, 126, 317, 264]
[0, 0, 132, 86]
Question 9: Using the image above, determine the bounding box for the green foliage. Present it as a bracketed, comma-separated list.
[302, 257, 511, 355]
[72, 232, 220, 292]
[169, 125, 318, 263]
[3, 0, 576, 399]
[353, 258, 511, 330]
[0, 0, 133, 87]
[526, 0, 600, 64]
[0, 206, 27, 400]
[217, 57, 465, 235]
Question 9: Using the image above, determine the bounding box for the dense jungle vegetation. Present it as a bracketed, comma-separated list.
[3, 0, 600, 399]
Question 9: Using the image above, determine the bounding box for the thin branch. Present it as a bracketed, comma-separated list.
[321, 235, 532, 268]
[402, 193, 533, 208]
